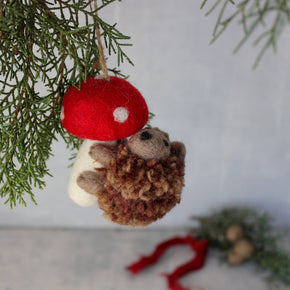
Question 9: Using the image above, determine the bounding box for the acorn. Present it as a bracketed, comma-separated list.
[226, 225, 244, 243]
[228, 238, 255, 265]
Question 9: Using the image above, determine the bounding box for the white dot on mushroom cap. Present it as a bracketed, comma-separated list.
[60, 106, 65, 121]
[113, 107, 129, 123]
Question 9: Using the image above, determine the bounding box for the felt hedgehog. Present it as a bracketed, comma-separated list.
[77, 128, 186, 226]
[61, 76, 149, 207]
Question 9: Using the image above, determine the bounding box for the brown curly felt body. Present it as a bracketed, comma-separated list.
[96, 142, 185, 226]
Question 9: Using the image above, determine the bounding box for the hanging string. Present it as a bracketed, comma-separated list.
[92, 0, 110, 81]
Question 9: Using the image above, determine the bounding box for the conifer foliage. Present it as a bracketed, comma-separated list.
[0, 0, 132, 207]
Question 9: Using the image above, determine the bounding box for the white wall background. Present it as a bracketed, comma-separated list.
[1, 0, 290, 228]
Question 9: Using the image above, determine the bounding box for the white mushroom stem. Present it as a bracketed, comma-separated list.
[68, 139, 117, 207]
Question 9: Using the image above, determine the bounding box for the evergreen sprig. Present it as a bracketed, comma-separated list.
[191, 207, 290, 286]
[0, 0, 132, 207]
[201, 0, 290, 68]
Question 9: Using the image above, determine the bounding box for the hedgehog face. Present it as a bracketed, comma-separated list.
[127, 128, 171, 160]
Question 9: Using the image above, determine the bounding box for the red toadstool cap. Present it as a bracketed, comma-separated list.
[61, 76, 149, 141]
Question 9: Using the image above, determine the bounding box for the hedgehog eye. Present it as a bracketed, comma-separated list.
[163, 139, 169, 147]
[140, 131, 152, 140]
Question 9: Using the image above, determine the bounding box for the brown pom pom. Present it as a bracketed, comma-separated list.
[226, 225, 244, 243]
[96, 142, 185, 226]
[228, 238, 255, 265]
[228, 251, 245, 265]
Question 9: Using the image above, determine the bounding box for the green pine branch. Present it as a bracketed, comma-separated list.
[201, 0, 290, 68]
[191, 207, 290, 286]
[0, 0, 132, 207]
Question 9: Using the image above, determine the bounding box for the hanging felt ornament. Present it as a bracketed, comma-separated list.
[61, 0, 186, 226]
[61, 75, 150, 207]
[61, 78, 186, 226]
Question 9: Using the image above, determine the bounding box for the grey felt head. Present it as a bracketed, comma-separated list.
[127, 127, 171, 160]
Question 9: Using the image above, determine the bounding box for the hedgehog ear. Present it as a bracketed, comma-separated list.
[163, 131, 169, 140]
[153, 127, 169, 140]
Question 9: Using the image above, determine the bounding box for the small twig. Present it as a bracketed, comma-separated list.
[0, 0, 4, 39]
[92, 0, 110, 81]
[10, 89, 25, 129]
[4, 74, 27, 140]
[201, 0, 209, 9]
[10, 39, 33, 129]
[50, 44, 66, 115]
[36, 0, 53, 18]
[205, 0, 222, 16]
[213, 0, 232, 36]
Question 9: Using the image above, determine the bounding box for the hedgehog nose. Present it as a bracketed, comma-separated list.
[140, 131, 152, 140]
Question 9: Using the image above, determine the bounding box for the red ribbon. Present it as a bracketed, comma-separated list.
[127, 235, 209, 290]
